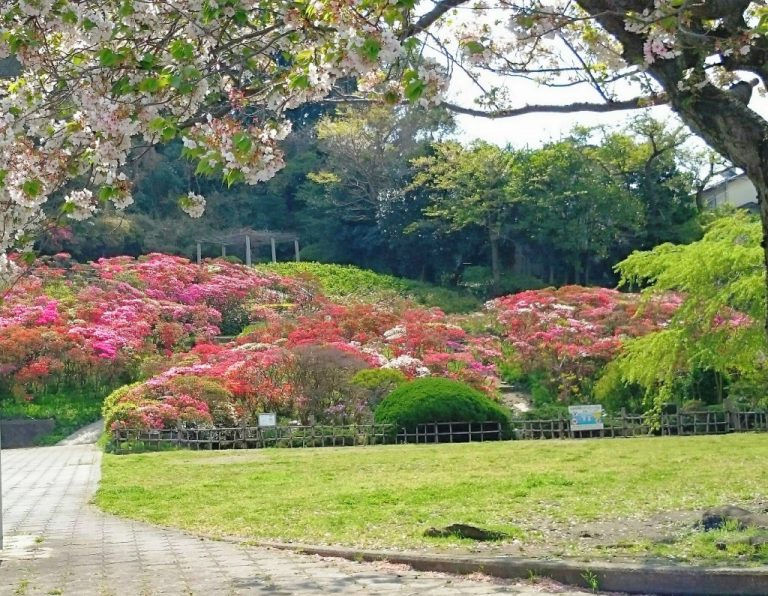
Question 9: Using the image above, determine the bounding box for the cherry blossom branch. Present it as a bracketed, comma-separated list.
[442, 95, 667, 118]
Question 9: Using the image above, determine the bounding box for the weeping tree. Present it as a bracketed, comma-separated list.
[598, 212, 766, 410]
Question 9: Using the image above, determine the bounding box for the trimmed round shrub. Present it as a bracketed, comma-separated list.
[374, 377, 511, 434]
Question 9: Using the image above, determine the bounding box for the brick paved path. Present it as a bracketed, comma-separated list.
[0, 445, 591, 595]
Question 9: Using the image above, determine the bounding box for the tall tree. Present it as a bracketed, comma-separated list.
[519, 139, 645, 285]
[410, 141, 524, 289]
[585, 116, 702, 249]
[601, 212, 766, 409]
[309, 105, 453, 221]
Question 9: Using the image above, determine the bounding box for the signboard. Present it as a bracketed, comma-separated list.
[568, 405, 604, 431]
[258, 413, 277, 427]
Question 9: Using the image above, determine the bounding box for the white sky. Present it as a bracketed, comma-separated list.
[429, 10, 768, 151]
[448, 75, 768, 150]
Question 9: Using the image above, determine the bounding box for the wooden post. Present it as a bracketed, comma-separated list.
[245, 235, 252, 266]
[270, 236, 277, 263]
[221, 244, 226, 257]
[196, 242, 202, 265]
[294, 239, 300, 262]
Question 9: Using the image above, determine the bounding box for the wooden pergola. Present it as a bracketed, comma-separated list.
[196, 228, 300, 266]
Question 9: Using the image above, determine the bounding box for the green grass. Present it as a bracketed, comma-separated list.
[258, 262, 480, 313]
[1, 389, 104, 445]
[97, 434, 768, 563]
[649, 521, 768, 564]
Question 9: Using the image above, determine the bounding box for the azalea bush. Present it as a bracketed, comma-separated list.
[104, 299, 505, 431]
[1, 252, 506, 436]
[0, 253, 313, 429]
[487, 286, 679, 405]
[239, 301, 502, 395]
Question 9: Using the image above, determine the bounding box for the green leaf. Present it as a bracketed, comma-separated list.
[233, 9, 249, 25]
[148, 116, 167, 132]
[404, 78, 426, 102]
[138, 53, 158, 71]
[160, 125, 178, 142]
[289, 73, 310, 89]
[233, 132, 252, 154]
[98, 48, 124, 68]
[358, 36, 382, 60]
[757, 13, 768, 34]
[22, 178, 41, 197]
[110, 76, 132, 96]
[224, 169, 244, 187]
[195, 160, 216, 176]
[169, 40, 194, 62]
[62, 9, 78, 24]
[138, 77, 161, 93]
[295, 49, 314, 66]
[119, 1, 135, 16]
[98, 186, 116, 201]
[463, 40, 485, 55]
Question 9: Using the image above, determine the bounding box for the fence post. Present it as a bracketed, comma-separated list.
[240, 419, 247, 449]
[723, 405, 733, 433]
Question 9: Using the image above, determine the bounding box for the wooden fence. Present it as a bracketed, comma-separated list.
[110, 421, 505, 453]
[516, 409, 768, 440]
[110, 410, 768, 453]
[397, 421, 504, 444]
[111, 423, 396, 454]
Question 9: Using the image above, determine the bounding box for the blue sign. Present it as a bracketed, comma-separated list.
[568, 405, 604, 431]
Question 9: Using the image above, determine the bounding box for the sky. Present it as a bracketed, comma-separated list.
[448, 74, 768, 151]
[430, 15, 768, 152]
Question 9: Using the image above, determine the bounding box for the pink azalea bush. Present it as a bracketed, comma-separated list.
[486, 286, 680, 402]
[0, 253, 312, 401]
[10, 253, 686, 432]
[106, 299, 505, 431]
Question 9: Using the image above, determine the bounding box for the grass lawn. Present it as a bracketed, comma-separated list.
[96, 434, 768, 564]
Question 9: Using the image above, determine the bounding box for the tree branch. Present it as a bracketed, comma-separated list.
[442, 95, 667, 119]
[401, 0, 469, 39]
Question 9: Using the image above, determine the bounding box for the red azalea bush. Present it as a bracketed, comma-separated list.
[487, 286, 679, 402]
[239, 301, 502, 394]
[103, 298, 506, 431]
